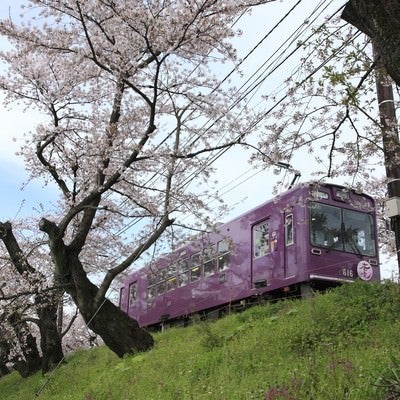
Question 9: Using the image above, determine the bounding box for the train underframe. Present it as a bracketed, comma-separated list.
[145, 278, 343, 331]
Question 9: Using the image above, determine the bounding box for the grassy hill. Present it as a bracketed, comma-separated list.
[2, 281, 400, 400]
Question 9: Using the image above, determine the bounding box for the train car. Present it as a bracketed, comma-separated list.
[119, 182, 380, 328]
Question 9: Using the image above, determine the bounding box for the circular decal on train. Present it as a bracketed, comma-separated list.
[357, 260, 373, 281]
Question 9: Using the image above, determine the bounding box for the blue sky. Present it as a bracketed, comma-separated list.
[0, 2, 57, 220]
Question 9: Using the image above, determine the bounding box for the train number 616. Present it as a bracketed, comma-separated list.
[341, 268, 354, 278]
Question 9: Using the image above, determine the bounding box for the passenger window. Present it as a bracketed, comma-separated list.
[191, 266, 202, 282]
[177, 259, 189, 287]
[177, 259, 189, 274]
[190, 252, 202, 282]
[129, 282, 137, 307]
[217, 239, 230, 271]
[204, 246, 216, 276]
[253, 221, 269, 258]
[191, 252, 201, 267]
[167, 276, 177, 291]
[157, 281, 167, 295]
[147, 272, 157, 286]
[178, 272, 189, 287]
[285, 214, 294, 245]
[147, 285, 156, 299]
[158, 269, 167, 282]
[146, 285, 156, 308]
[168, 264, 178, 277]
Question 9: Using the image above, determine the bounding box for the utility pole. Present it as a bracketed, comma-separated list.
[373, 43, 400, 274]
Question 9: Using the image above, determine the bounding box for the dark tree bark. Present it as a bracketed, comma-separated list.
[0, 221, 64, 375]
[36, 300, 65, 373]
[0, 340, 10, 378]
[38, 217, 155, 357]
[8, 313, 42, 378]
[342, 0, 400, 86]
[57, 248, 153, 357]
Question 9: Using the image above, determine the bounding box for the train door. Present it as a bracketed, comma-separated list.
[284, 212, 296, 278]
[251, 218, 281, 288]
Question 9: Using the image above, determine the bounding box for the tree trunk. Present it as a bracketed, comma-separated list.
[36, 300, 65, 373]
[0, 221, 65, 375]
[342, 0, 400, 86]
[67, 255, 154, 357]
[39, 213, 154, 358]
[0, 340, 10, 378]
[8, 311, 42, 378]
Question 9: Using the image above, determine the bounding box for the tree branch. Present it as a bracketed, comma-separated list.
[94, 215, 174, 306]
[0, 222, 36, 274]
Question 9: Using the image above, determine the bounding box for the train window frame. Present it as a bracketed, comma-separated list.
[178, 271, 189, 287]
[310, 202, 376, 256]
[157, 268, 167, 283]
[190, 252, 202, 282]
[166, 276, 177, 291]
[203, 245, 217, 277]
[147, 285, 157, 300]
[253, 220, 270, 258]
[177, 258, 189, 273]
[157, 280, 167, 295]
[167, 264, 178, 278]
[285, 214, 294, 246]
[128, 282, 137, 307]
[217, 239, 230, 271]
[190, 266, 202, 282]
[177, 258, 190, 287]
[147, 272, 157, 286]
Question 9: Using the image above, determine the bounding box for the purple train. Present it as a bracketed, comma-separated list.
[119, 182, 380, 328]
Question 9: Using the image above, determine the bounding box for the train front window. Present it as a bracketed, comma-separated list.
[310, 202, 375, 256]
[342, 209, 375, 256]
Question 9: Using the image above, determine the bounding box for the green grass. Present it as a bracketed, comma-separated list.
[2, 281, 400, 399]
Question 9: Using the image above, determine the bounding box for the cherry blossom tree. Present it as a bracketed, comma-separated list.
[0, 0, 274, 357]
[0, 220, 64, 375]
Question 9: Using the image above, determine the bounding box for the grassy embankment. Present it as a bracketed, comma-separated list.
[2, 281, 400, 399]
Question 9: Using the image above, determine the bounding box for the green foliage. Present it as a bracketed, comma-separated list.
[290, 281, 400, 354]
[1, 282, 400, 399]
[375, 356, 400, 400]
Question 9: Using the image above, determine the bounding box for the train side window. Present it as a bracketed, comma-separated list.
[167, 276, 177, 291]
[177, 259, 189, 274]
[168, 264, 178, 277]
[177, 259, 189, 287]
[285, 214, 294, 245]
[129, 282, 137, 307]
[217, 239, 230, 271]
[190, 252, 202, 282]
[204, 245, 216, 276]
[147, 285, 157, 300]
[147, 272, 157, 286]
[191, 266, 202, 282]
[253, 221, 269, 258]
[178, 272, 189, 287]
[157, 281, 167, 295]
